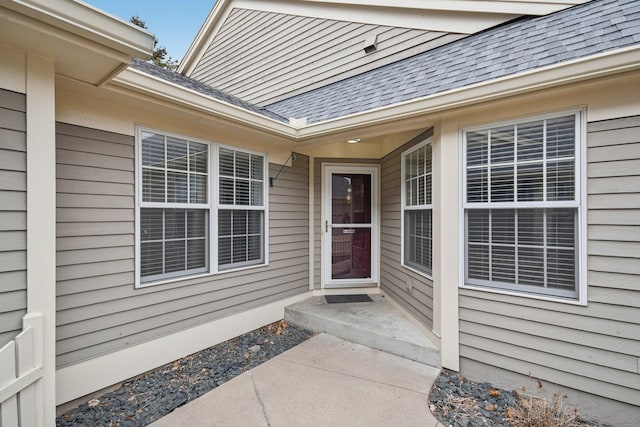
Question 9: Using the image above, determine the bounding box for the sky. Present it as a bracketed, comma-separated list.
[84, 0, 217, 62]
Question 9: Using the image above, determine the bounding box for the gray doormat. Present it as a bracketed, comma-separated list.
[325, 294, 373, 304]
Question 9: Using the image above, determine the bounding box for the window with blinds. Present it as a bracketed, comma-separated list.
[139, 131, 209, 283]
[218, 147, 265, 269]
[136, 129, 268, 286]
[463, 112, 582, 299]
[402, 139, 433, 276]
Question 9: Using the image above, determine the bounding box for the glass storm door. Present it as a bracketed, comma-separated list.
[323, 165, 378, 288]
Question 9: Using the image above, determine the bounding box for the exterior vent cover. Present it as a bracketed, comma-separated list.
[363, 35, 378, 54]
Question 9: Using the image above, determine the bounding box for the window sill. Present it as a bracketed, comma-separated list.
[135, 262, 269, 289]
[459, 283, 587, 306]
[401, 263, 433, 282]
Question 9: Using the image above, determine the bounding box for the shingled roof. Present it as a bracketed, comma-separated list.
[130, 58, 288, 123]
[266, 0, 640, 124]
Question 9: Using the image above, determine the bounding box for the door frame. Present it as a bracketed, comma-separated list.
[321, 164, 380, 289]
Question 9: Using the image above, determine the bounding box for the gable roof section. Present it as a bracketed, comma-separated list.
[186, 7, 466, 106]
[129, 58, 288, 123]
[266, 0, 640, 124]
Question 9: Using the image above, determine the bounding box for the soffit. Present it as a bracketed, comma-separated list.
[0, 0, 154, 86]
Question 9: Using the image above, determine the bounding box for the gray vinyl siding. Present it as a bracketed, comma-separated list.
[190, 8, 463, 107]
[379, 130, 434, 328]
[55, 122, 309, 367]
[459, 115, 640, 409]
[0, 88, 27, 348]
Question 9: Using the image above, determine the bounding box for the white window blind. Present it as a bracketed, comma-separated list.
[402, 140, 433, 275]
[463, 113, 581, 299]
[218, 147, 265, 269]
[139, 131, 209, 283]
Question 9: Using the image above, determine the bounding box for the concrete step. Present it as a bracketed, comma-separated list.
[284, 295, 440, 368]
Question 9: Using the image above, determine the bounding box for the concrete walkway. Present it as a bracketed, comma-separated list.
[151, 333, 444, 427]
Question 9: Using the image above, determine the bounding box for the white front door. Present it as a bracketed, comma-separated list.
[322, 165, 379, 288]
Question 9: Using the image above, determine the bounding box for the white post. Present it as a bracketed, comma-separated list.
[26, 53, 57, 426]
[432, 122, 460, 371]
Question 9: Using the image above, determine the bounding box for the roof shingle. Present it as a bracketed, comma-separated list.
[266, 0, 640, 124]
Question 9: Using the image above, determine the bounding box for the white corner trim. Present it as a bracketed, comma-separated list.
[55, 292, 311, 405]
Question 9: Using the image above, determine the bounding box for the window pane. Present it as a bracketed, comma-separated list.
[142, 132, 165, 167]
[165, 240, 185, 273]
[405, 210, 432, 273]
[490, 166, 514, 202]
[167, 137, 188, 171]
[164, 209, 185, 239]
[518, 209, 544, 246]
[467, 168, 488, 203]
[518, 247, 545, 286]
[233, 210, 248, 235]
[490, 126, 514, 164]
[219, 148, 234, 176]
[517, 120, 543, 161]
[235, 151, 250, 178]
[547, 208, 575, 248]
[547, 115, 575, 159]
[468, 244, 490, 281]
[167, 171, 188, 203]
[218, 209, 264, 268]
[491, 209, 515, 245]
[547, 248, 576, 289]
[467, 130, 488, 166]
[187, 210, 206, 238]
[190, 174, 207, 204]
[142, 169, 165, 202]
[467, 210, 490, 243]
[235, 180, 250, 205]
[492, 245, 515, 283]
[189, 142, 208, 173]
[141, 241, 163, 277]
[251, 181, 263, 206]
[517, 163, 544, 201]
[140, 208, 163, 241]
[187, 239, 206, 270]
[250, 155, 263, 180]
[220, 178, 234, 205]
[547, 160, 574, 201]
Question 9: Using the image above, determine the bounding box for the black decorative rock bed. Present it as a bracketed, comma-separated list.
[56, 321, 314, 427]
[428, 369, 609, 427]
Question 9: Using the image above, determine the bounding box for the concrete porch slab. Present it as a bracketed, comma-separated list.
[284, 295, 440, 368]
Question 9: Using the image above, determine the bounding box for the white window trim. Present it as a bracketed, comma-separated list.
[458, 109, 587, 305]
[135, 127, 269, 288]
[401, 137, 433, 280]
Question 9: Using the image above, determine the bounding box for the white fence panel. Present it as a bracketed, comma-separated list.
[0, 313, 44, 427]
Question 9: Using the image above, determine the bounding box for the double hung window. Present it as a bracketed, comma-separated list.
[137, 129, 267, 286]
[402, 139, 433, 276]
[462, 111, 583, 299]
[218, 147, 265, 269]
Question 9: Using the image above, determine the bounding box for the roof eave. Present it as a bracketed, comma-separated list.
[4, 0, 155, 58]
[110, 67, 298, 139]
[294, 45, 640, 141]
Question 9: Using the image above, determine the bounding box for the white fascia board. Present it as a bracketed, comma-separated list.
[4, 0, 155, 58]
[179, 0, 232, 74]
[293, 0, 587, 16]
[111, 67, 297, 139]
[295, 45, 640, 141]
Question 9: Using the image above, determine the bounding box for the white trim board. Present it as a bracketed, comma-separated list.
[55, 292, 310, 405]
